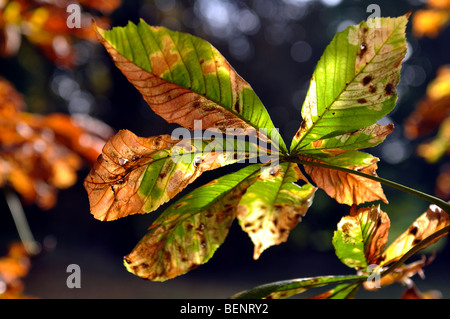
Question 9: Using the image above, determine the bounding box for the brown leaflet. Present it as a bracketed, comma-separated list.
[300, 157, 388, 206]
[84, 129, 230, 221]
[381, 203, 450, 266]
[94, 25, 254, 134]
[84, 130, 178, 221]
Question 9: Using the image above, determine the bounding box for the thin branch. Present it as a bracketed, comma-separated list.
[2, 188, 41, 256]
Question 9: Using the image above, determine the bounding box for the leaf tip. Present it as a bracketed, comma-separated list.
[92, 20, 106, 41]
[404, 10, 413, 20]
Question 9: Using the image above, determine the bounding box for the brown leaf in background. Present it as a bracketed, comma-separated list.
[405, 65, 450, 140]
[0, 242, 32, 299]
[405, 65, 450, 200]
[412, 0, 450, 38]
[0, 77, 112, 209]
[0, 0, 120, 68]
[436, 165, 450, 200]
[401, 283, 442, 299]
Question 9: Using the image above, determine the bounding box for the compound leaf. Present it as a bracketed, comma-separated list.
[123, 164, 263, 281]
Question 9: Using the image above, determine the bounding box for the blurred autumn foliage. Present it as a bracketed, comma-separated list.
[0, 242, 32, 298]
[0, 0, 120, 207]
[412, 0, 450, 38]
[0, 77, 113, 210]
[0, 0, 120, 68]
[407, 7, 450, 201]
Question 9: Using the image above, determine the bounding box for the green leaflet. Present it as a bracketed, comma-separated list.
[95, 20, 287, 153]
[232, 275, 367, 299]
[236, 162, 316, 259]
[291, 15, 408, 156]
[123, 164, 264, 281]
[297, 123, 394, 159]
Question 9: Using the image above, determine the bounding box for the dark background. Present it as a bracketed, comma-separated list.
[1, 0, 449, 298]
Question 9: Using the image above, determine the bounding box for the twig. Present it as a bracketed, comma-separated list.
[2, 188, 41, 256]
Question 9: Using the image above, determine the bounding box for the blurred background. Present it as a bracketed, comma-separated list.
[0, 0, 449, 298]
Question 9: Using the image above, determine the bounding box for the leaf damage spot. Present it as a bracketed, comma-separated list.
[385, 83, 395, 96]
[409, 226, 418, 236]
[358, 42, 368, 58]
[362, 75, 373, 86]
[357, 98, 367, 104]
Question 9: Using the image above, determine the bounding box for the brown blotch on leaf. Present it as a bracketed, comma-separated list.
[369, 85, 377, 94]
[159, 172, 167, 179]
[358, 42, 367, 58]
[196, 223, 205, 232]
[341, 222, 353, 233]
[357, 98, 367, 104]
[234, 101, 240, 114]
[362, 75, 373, 86]
[385, 83, 395, 96]
[409, 226, 418, 236]
[174, 202, 184, 209]
[114, 177, 125, 185]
